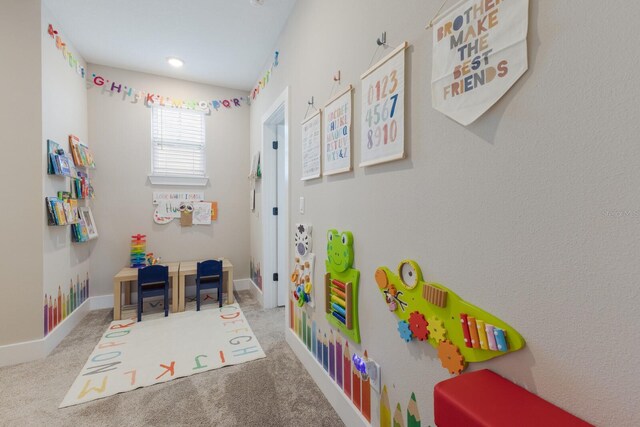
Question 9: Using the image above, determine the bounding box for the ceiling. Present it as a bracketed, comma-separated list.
[43, 0, 298, 90]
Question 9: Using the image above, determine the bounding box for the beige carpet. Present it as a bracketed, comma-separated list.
[0, 291, 344, 426]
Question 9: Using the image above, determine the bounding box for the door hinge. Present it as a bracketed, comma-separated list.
[272, 207, 278, 216]
[273, 273, 279, 281]
[272, 140, 278, 150]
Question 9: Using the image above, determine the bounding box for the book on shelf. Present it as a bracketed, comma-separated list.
[72, 219, 89, 242]
[58, 155, 72, 176]
[69, 135, 95, 168]
[46, 197, 67, 225]
[47, 140, 62, 174]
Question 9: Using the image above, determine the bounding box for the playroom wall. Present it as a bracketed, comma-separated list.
[0, 0, 44, 346]
[87, 64, 250, 297]
[248, 1, 640, 426]
[41, 3, 91, 329]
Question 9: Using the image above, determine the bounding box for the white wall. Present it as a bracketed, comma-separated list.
[87, 64, 250, 297]
[0, 0, 43, 346]
[249, 1, 640, 426]
[41, 3, 90, 328]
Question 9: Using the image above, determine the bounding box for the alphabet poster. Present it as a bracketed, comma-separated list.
[301, 111, 322, 180]
[431, 0, 529, 125]
[360, 42, 407, 167]
[323, 86, 353, 175]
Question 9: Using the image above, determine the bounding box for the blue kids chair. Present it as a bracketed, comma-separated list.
[196, 260, 224, 311]
[137, 265, 169, 321]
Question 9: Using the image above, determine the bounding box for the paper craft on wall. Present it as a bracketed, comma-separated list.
[324, 229, 360, 343]
[376, 259, 525, 375]
[179, 202, 194, 226]
[291, 224, 315, 307]
[301, 111, 322, 180]
[431, 0, 529, 125]
[192, 202, 212, 225]
[323, 86, 353, 175]
[152, 192, 216, 225]
[360, 42, 408, 167]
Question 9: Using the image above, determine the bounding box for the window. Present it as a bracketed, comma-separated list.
[150, 107, 208, 185]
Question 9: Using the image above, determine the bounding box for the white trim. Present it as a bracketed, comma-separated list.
[248, 279, 264, 307]
[0, 298, 91, 368]
[90, 294, 114, 310]
[261, 87, 290, 309]
[233, 278, 252, 291]
[148, 175, 209, 186]
[285, 329, 369, 427]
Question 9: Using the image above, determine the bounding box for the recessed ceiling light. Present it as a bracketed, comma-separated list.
[250, 0, 265, 6]
[167, 57, 184, 68]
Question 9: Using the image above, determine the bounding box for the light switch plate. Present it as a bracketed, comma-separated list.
[299, 196, 305, 214]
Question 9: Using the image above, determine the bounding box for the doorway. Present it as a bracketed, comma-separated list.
[261, 88, 289, 309]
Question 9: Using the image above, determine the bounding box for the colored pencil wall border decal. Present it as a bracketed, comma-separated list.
[44, 273, 89, 336]
[407, 392, 421, 427]
[290, 303, 374, 422]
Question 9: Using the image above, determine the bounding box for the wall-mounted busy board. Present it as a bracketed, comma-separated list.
[325, 230, 360, 343]
[376, 259, 524, 374]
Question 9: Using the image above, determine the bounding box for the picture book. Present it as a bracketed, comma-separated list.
[58, 155, 72, 176]
[49, 153, 60, 175]
[62, 202, 73, 224]
[45, 197, 56, 225]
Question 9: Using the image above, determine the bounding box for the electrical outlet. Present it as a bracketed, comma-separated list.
[365, 359, 381, 393]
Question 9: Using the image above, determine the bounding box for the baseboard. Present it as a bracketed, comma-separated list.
[90, 294, 114, 310]
[248, 279, 264, 306]
[0, 298, 91, 368]
[233, 278, 252, 291]
[285, 329, 370, 427]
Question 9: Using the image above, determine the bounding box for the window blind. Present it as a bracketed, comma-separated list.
[152, 107, 206, 177]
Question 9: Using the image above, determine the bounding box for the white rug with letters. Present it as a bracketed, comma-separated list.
[60, 304, 265, 407]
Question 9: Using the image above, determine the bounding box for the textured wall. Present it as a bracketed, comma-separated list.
[248, 1, 640, 425]
[87, 64, 250, 297]
[41, 3, 91, 333]
[0, 0, 44, 346]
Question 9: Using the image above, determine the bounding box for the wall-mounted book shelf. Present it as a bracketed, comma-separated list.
[46, 137, 97, 243]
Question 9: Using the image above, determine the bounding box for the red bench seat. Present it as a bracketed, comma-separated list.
[434, 370, 593, 427]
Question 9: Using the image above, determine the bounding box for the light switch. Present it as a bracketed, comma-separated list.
[299, 196, 305, 214]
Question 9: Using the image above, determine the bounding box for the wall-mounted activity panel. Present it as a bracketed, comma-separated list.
[325, 229, 360, 343]
[376, 259, 524, 374]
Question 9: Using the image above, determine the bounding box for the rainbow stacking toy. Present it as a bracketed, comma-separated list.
[130, 234, 147, 268]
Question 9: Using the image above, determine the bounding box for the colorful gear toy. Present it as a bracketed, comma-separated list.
[427, 316, 447, 343]
[437, 340, 466, 375]
[397, 320, 413, 342]
[408, 311, 429, 341]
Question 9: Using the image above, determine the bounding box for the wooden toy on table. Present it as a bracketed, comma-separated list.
[130, 234, 147, 268]
[376, 259, 525, 374]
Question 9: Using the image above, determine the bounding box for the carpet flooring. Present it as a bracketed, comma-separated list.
[0, 291, 344, 427]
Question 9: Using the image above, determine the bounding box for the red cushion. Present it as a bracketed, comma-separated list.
[434, 370, 593, 427]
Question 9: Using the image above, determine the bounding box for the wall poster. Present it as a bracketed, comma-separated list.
[431, 0, 529, 125]
[360, 42, 408, 167]
[301, 111, 322, 180]
[323, 86, 353, 175]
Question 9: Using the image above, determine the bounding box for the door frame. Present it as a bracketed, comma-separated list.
[261, 87, 290, 309]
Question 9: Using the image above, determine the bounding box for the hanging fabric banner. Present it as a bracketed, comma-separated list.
[431, 0, 529, 125]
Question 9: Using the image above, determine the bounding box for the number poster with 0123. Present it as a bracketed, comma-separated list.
[360, 42, 408, 167]
[301, 110, 322, 180]
[323, 85, 353, 175]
